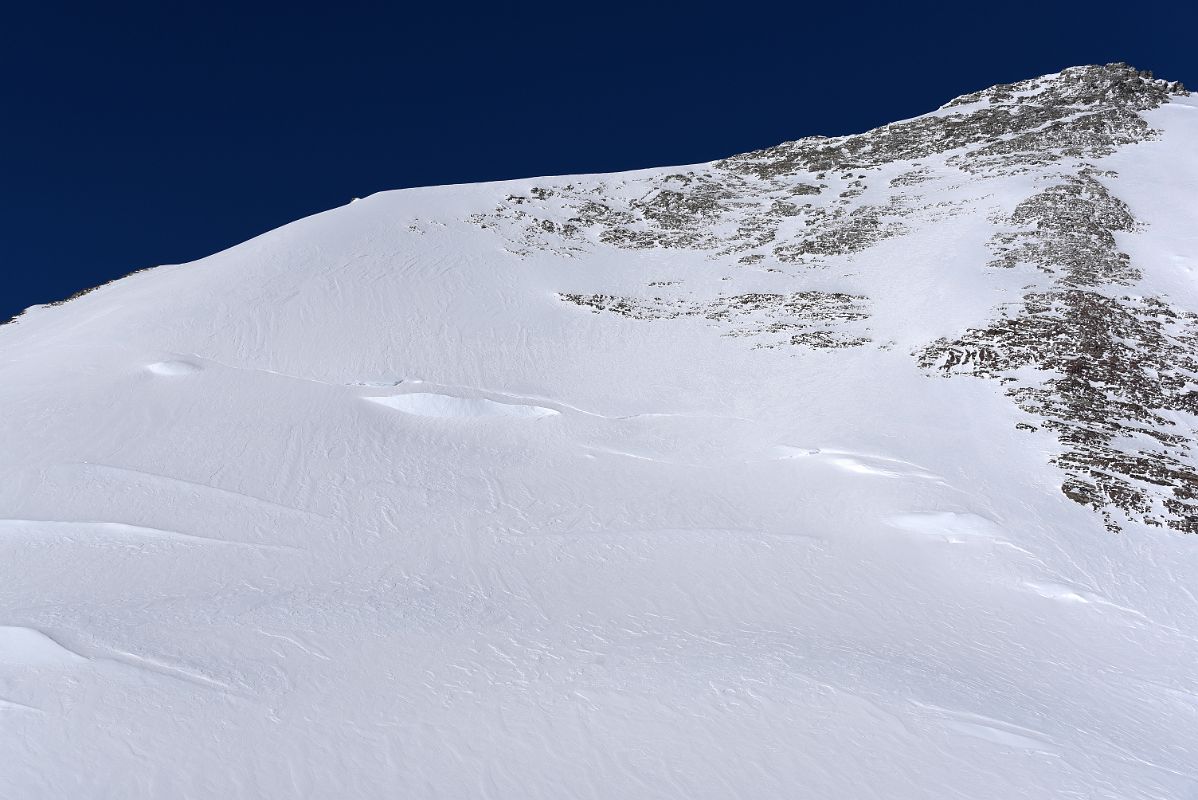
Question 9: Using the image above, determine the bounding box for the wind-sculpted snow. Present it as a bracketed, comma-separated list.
[145, 360, 202, 376]
[3, 64, 1198, 799]
[0, 627, 87, 666]
[365, 392, 559, 418]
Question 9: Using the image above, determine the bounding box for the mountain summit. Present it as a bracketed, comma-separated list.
[2, 64, 1197, 798]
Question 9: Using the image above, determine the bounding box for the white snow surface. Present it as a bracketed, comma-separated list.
[2, 86, 1198, 798]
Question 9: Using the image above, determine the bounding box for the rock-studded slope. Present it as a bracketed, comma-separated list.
[473, 63, 1197, 533]
[2, 64, 1198, 799]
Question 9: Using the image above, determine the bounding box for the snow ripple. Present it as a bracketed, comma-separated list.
[365, 392, 559, 419]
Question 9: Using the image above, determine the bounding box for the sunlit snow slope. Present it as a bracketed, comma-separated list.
[2, 64, 1197, 798]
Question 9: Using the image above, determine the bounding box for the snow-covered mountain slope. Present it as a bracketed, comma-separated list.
[2, 63, 1197, 798]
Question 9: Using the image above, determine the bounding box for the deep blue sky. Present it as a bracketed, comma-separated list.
[3, 1, 1196, 322]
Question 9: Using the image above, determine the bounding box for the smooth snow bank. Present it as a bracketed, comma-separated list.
[0, 627, 85, 666]
[887, 511, 1006, 540]
[365, 392, 559, 418]
[145, 360, 200, 376]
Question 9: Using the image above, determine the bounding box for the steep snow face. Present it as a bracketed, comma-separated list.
[1, 64, 1197, 799]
